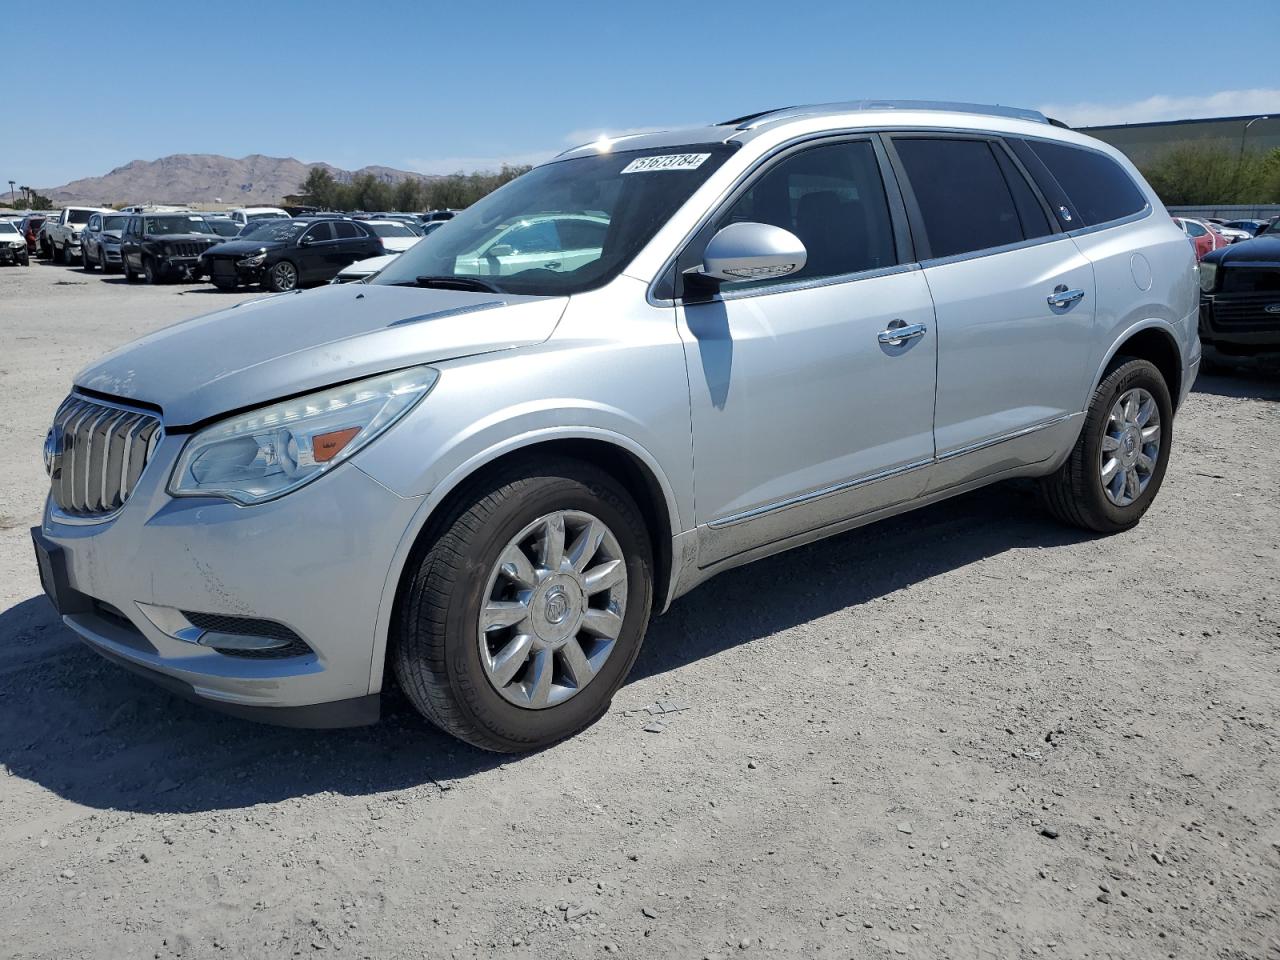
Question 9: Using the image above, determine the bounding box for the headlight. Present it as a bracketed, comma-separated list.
[169, 367, 438, 504]
[238, 251, 267, 267]
[1199, 261, 1218, 294]
[10, 239, 23, 248]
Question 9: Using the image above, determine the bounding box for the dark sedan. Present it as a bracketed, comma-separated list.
[120, 213, 226, 284]
[1198, 220, 1280, 356]
[200, 217, 383, 291]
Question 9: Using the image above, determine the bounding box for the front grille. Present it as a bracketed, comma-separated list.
[166, 240, 216, 258]
[182, 611, 312, 659]
[1204, 293, 1280, 332]
[1220, 267, 1280, 295]
[48, 396, 162, 517]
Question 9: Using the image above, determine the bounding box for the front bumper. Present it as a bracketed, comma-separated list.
[34, 433, 423, 726]
[101, 245, 122, 264]
[1199, 293, 1280, 350]
[0, 245, 25, 262]
[207, 258, 264, 284]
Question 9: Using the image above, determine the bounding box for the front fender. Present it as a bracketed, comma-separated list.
[359, 424, 685, 695]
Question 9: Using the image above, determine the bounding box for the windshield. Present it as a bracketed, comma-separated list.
[0, 221, 17, 234]
[68, 210, 95, 224]
[207, 219, 241, 237]
[103, 215, 127, 231]
[243, 220, 310, 242]
[373, 145, 735, 295]
[368, 222, 416, 238]
[247, 211, 284, 221]
[145, 215, 217, 236]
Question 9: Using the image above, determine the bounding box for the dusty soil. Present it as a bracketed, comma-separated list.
[1, 260, 1277, 960]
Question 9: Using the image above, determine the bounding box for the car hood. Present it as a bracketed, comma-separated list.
[339, 253, 399, 276]
[203, 238, 285, 257]
[1203, 233, 1280, 266]
[146, 232, 222, 244]
[75, 283, 567, 426]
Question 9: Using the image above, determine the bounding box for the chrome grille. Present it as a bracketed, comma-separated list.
[47, 396, 162, 517]
[167, 240, 216, 258]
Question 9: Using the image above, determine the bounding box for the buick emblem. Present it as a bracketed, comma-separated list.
[43, 426, 63, 478]
[1265, 303, 1280, 315]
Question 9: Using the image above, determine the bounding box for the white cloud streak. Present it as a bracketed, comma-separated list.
[1040, 89, 1280, 128]
[404, 124, 682, 175]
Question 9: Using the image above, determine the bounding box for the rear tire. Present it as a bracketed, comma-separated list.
[393, 458, 653, 753]
[1039, 357, 1173, 533]
[123, 260, 138, 282]
[82, 247, 96, 271]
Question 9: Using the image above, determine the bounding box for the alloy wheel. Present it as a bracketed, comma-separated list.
[477, 510, 628, 710]
[272, 262, 297, 291]
[1100, 387, 1161, 507]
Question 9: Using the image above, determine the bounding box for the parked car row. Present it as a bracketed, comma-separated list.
[24, 207, 428, 291]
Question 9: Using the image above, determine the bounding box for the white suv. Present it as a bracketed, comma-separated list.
[34, 101, 1197, 751]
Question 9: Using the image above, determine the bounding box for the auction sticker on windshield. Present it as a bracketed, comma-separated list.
[620, 153, 711, 173]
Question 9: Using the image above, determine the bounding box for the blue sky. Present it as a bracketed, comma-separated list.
[8, 0, 1280, 189]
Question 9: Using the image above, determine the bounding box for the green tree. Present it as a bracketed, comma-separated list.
[301, 167, 338, 208]
[1140, 145, 1278, 206]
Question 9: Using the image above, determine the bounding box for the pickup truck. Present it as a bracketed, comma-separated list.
[45, 206, 110, 264]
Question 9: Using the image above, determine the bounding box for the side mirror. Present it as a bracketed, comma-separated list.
[697, 222, 807, 283]
[487, 243, 514, 258]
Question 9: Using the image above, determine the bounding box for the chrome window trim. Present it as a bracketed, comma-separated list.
[918, 231, 1070, 270]
[708, 414, 1074, 530]
[695, 262, 921, 305]
[1064, 205, 1153, 239]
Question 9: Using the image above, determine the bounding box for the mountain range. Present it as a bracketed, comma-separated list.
[41, 154, 440, 206]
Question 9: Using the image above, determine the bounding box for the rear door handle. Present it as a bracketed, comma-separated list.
[877, 321, 928, 346]
[1047, 285, 1086, 308]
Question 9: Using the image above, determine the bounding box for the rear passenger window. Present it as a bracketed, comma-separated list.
[714, 139, 898, 286]
[893, 138, 1027, 259]
[332, 221, 361, 239]
[1024, 140, 1147, 226]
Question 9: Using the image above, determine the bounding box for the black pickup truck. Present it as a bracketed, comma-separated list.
[1198, 219, 1280, 356]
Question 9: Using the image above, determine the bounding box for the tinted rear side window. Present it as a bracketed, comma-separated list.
[1024, 140, 1147, 227]
[893, 138, 1025, 259]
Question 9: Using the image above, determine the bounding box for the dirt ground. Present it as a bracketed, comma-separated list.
[0, 260, 1277, 960]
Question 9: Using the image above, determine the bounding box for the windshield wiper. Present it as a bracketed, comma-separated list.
[412, 275, 502, 293]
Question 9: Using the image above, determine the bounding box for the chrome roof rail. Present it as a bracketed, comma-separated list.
[729, 100, 1052, 130]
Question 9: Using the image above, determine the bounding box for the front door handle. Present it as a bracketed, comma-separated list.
[1047, 285, 1086, 308]
[877, 321, 928, 346]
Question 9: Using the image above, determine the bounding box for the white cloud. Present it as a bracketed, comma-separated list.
[403, 149, 557, 175]
[404, 124, 682, 175]
[1039, 88, 1280, 128]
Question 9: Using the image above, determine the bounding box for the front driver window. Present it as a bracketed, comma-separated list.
[714, 139, 899, 287]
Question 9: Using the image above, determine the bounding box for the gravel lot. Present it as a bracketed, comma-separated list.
[1, 260, 1277, 960]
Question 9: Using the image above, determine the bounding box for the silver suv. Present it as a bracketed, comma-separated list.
[33, 101, 1199, 751]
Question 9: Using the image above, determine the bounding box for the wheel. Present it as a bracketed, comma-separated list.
[123, 259, 138, 282]
[1039, 357, 1173, 533]
[143, 258, 160, 284]
[266, 260, 298, 292]
[82, 246, 96, 271]
[393, 458, 653, 752]
[19, 251, 29, 266]
[212, 276, 237, 291]
[52, 242, 64, 264]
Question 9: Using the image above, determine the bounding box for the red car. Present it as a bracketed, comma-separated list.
[18, 215, 46, 254]
[1171, 216, 1229, 260]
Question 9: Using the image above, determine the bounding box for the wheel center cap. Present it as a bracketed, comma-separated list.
[531, 575, 584, 646]
[544, 587, 570, 625]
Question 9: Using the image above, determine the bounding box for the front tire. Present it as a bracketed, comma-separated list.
[393, 458, 654, 753]
[266, 260, 298, 292]
[1040, 357, 1173, 533]
[82, 246, 96, 271]
[143, 258, 160, 284]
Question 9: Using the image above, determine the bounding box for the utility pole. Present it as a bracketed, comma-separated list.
[1233, 116, 1271, 201]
